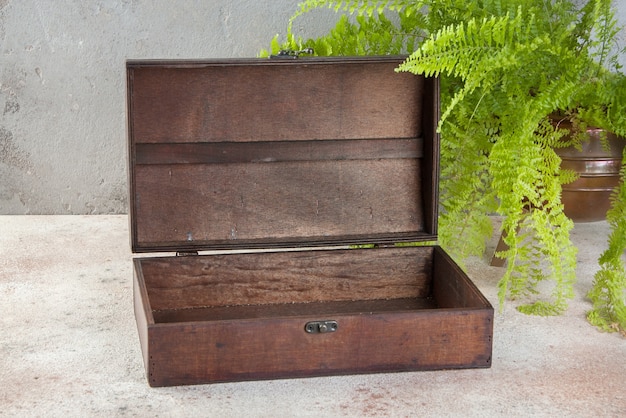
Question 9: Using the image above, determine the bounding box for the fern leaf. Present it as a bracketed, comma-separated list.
[588, 150, 626, 332]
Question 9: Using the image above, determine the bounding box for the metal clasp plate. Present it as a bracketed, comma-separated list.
[269, 48, 314, 60]
[305, 320, 338, 334]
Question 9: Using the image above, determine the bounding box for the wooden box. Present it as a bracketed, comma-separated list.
[127, 56, 493, 387]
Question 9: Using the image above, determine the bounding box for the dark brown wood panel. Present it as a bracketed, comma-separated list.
[152, 298, 437, 323]
[128, 59, 423, 143]
[133, 158, 424, 250]
[135, 138, 423, 165]
[432, 246, 493, 309]
[420, 76, 440, 235]
[127, 57, 439, 252]
[145, 309, 492, 386]
[139, 246, 434, 311]
[133, 263, 153, 378]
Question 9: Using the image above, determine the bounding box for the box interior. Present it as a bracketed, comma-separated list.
[136, 246, 488, 324]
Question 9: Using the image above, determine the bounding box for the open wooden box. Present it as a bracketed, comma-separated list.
[127, 56, 493, 387]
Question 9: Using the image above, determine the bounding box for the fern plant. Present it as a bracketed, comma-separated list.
[397, 0, 626, 323]
[263, 0, 626, 330]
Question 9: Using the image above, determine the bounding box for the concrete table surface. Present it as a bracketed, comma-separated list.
[0, 215, 624, 417]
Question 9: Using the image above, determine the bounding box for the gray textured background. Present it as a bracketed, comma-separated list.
[1, 1, 625, 214]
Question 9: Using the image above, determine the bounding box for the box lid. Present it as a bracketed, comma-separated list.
[127, 56, 439, 253]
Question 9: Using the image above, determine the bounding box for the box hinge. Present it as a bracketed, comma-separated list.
[269, 48, 314, 60]
[176, 250, 199, 257]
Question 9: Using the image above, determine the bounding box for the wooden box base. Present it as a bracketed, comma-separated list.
[133, 246, 493, 387]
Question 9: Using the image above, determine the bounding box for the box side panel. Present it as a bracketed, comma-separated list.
[430, 246, 494, 369]
[421, 77, 440, 235]
[432, 246, 494, 309]
[147, 309, 492, 386]
[133, 260, 154, 379]
[139, 246, 434, 311]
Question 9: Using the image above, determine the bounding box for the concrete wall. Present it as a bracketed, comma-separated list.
[0, 0, 337, 214]
[1, 1, 625, 214]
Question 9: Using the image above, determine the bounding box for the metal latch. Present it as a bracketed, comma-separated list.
[305, 320, 338, 334]
[270, 48, 314, 60]
[176, 251, 199, 256]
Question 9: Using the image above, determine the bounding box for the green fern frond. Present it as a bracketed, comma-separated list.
[588, 149, 626, 333]
[290, 0, 414, 25]
[518, 301, 568, 316]
[267, 5, 425, 59]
